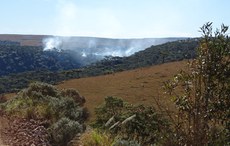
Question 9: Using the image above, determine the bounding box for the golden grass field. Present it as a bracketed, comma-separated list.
[57, 61, 187, 121]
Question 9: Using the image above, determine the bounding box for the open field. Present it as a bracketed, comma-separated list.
[4, 61, 187, 121]
[57, 61, 187, 121]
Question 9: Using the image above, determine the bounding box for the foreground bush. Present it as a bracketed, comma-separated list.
[3, 82, 85, 122]
[93, 96, 169, 145]
[80, 129, 114, 146]
[80, 129, 141, 146]
[164, 23, 230, 145]
[49, 117, 83, 146]
[2, 82, 87, 146]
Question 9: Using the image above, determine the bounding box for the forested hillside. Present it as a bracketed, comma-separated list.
[0, 39, 198, 93]
[0, 45, 82, 76]
[92, 38, 198, 70]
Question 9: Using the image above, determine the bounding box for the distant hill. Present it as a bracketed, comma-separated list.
[0, 34, 187, 59]
[0, 34, 186, 47]
[0, 34, 46, 46]
[0, 34, 189, 77]
[90, 38, 198, 71]
[0, 38, 199, 94]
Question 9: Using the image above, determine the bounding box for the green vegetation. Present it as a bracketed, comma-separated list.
[0, 39, 198, 94]
[80, 129, 115, 146]
[1, 23, 228, 145]
[49, 117, 83, 146]
[163, 22, 230, 145]
[0, 45, 81, 76]
[92, 96, 169, 145]
[80, 129, 141, 146]
[89, 23, 229, 145]
[0, 40, 20, 46]
[1, 82, 87, 146]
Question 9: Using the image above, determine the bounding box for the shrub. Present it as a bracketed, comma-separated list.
[93, 96, 169, 145]
[93, 96, 125, 127]
[49, 117, 83, 146]
[80, 129, 114, 146]
[61, 88, 85, 106]
[3, 82, 85, 122]
[2, 82, 87, 146]
[164, 23, 230, 145]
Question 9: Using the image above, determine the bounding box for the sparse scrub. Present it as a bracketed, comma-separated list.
[3, 82, 85, 122]
[2, 82, 87, 146]
[80, 129, 141, 146]
[93, 96, 169, 145]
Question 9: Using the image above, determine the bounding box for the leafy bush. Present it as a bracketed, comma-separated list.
[3, 82, 85, 122]
[2, 82, 87, 146]
[93, 96, 169, 145]
[164, 23, 230, 145]
[49, 117, 83, 146]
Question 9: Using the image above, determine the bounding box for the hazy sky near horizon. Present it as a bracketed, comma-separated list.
[0, 0, 229, 38]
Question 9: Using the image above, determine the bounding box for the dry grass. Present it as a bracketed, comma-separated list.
[79, 129, 114, 146]
[57, 61, 187, 121]
[5, 61, 186, 121]
[0, 34, 46, 46]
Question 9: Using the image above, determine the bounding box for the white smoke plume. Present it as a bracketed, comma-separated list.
[42, 0, 186, 65]
[43, 36, 182, 55]
[43, 37, 62, 51]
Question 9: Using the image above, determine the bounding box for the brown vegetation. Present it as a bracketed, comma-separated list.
[57, 61, 187, 121]
[0, 34, 46, 46]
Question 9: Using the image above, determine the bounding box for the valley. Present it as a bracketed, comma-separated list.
[0, 0, 229, 145]
[0, 36, 198, 94]
[0, 25, 229, 145]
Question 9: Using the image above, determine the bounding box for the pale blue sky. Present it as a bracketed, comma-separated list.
[0, 0, 229, 38]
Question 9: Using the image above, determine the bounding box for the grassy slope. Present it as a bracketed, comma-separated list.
[57, 61, 187, 121]
[0, 34, 47, 46]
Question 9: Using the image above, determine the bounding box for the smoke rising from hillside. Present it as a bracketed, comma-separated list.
[42, 36, 185, 66]
[43, 36, 157, 66]
[43, 37, 62, 51]
[42, 36, 150, 57]
[42, 0, 186, 65]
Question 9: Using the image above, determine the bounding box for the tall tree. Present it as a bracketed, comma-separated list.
[164, 22, 230, 145]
